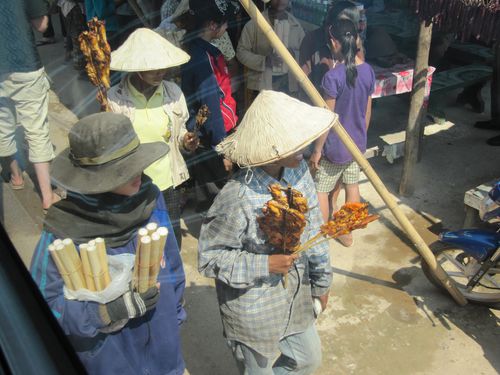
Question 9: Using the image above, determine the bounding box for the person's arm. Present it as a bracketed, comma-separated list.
[169, 83, 197, 153]
[236, 21, 268, 72]
[365, 96, 372, 130]
[30, 15, 48, 33]
[310, 96, 335, 170]
[30, 232, 107, 338]
[198, 189, 272, 289]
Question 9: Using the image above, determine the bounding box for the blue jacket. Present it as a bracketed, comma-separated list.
[181, 37, 227, 147]
[30, 195, 186, 375]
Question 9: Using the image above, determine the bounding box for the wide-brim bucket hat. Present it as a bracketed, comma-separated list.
[51, 112, 169, 194]
[110, 28, 190, 72]
[216, 90, 338, 167]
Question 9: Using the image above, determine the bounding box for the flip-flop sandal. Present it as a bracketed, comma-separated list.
[9, 179, 25, 190]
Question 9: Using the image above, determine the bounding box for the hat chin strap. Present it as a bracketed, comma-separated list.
[70, 138, 140, 166]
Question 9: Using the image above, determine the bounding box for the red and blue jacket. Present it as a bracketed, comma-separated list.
[181, 37, 237, 147]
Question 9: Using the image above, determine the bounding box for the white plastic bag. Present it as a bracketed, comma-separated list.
[64, 253, 135, 304]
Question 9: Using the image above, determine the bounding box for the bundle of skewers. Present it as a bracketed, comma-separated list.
[78, 18, 111, 111]
[49, 237, 111, 291]
[258, 184, 379, 256]
[133, 223, 169, 293]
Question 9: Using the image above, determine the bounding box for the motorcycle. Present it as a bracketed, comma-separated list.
[421, 181, 500, 304]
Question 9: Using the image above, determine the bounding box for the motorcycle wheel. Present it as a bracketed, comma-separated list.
[421, 241, 500, 306]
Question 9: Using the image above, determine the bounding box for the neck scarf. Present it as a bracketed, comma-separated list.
[44, 175, 159, 247]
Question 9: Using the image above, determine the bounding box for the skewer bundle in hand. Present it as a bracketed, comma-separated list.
[296, 202, 379, 254]
[78, 17, 111, 111]
[257, 184, 309, 252]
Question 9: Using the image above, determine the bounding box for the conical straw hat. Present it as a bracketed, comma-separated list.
[110, 28, 190, 72]
[216, 90, 338, 167]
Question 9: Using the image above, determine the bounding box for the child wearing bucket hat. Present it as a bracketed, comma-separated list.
[30, 112, 187, 375]
[108, 27, 196, 248]
[198, 90, 334, 374]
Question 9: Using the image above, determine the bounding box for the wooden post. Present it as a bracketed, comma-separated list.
[237, 0, 467, 306]
[400, 20, 433, 196]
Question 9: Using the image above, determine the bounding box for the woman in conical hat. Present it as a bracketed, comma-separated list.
[198, 90, 336, 374]
[107, 27, 196, 249]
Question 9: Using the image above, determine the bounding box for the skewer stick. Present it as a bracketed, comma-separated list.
[95, 238, 111, 288]
[49, 244, 74, 290]
[79, 244, 96, 291]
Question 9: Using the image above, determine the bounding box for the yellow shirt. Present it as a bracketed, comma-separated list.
[128, 77, 173, 191]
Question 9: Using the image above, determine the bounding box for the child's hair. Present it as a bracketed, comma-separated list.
[323, 1, 360, 28]
[329, 19, 359, 88]
[185, 0, 232, 32]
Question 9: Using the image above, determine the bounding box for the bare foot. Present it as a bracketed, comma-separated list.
[42, 190, 63, 210]
[338, 233, 353, 247]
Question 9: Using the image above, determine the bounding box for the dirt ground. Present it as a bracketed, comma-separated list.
[2, 31, 499, 375]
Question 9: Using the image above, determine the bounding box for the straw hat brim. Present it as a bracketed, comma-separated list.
[110, 28, 191, 72]
[51, 142, 169, 194]
[216, 90, 338, 167]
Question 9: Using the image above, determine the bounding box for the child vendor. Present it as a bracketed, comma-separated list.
[198, 90, 335, 374]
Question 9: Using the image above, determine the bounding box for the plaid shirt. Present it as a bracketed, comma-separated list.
[198, 160, 332, 357]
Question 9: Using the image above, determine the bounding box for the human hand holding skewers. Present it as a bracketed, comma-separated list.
[268, 253, 299, 274]
[183, 132, 199, 152]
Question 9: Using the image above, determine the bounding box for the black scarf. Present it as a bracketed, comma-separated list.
[44, 175, 159, 247]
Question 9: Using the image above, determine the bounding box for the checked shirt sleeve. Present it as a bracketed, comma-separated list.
[198, 189, 269, 289]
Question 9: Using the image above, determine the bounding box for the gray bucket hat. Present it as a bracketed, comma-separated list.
[51, 112, 169, 194]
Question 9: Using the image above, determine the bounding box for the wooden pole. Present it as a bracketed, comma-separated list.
[400, 20, 433, 196]
[237, 0, 467, 306]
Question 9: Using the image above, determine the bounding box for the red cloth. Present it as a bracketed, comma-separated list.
[208, 53, 238, 132]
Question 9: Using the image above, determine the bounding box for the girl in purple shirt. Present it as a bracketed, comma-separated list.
[310, 18, 375, 247]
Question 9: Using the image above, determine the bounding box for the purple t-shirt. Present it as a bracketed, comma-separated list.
[321, 62, 375, 164]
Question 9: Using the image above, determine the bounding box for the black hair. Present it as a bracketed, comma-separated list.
[186, 0, 232, 32]
[329, 19, 359, 88]
[323, 1, 360, 28]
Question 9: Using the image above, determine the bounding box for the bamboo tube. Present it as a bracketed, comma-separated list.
[79, 244, 96, 291]
[146, 222, 158, 236]
[134, 228, 149, 289]
[58, 241, 85, 290]
[156, 227, 168, 256]
[237, 0, 467, 306]
[95, 238, 111, 288]
[87, 244, 106, 291]
[49, 244, 74, 290]
[149, 232, 162, 288]
[138, 236, 152, 293]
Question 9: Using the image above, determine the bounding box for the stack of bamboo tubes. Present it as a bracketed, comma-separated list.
[133, 223, 168, 293]
[49, 238, 111, 291]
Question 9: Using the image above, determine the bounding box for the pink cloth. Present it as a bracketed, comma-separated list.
[371, 61, 435, 106]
